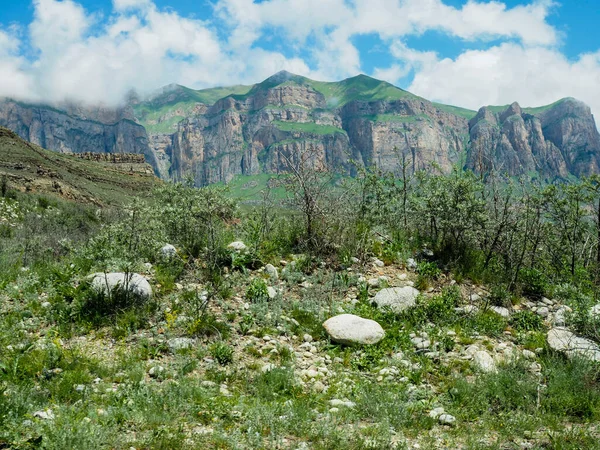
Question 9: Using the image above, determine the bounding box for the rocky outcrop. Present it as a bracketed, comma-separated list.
[467, 99, 599, 179]
[0, 99, 156, 172]
[2, 73, 600, 185]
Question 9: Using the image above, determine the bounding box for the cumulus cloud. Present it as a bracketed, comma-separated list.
[408, 43, 600, 118]
[0, 0, 598, 120]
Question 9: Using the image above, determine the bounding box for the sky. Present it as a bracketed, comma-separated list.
[1, 0, 600, 118]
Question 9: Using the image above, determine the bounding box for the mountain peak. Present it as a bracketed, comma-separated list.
[261, 70, 306, 86]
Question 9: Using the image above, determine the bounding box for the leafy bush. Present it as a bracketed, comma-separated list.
[519, 268, 547, 300]
[246, 278, 269, 303]
[510, 310, 545, 332]
[252, 367, 301, 400]
[415, 261, 441, 290]
[210, 342, 234, 365]
[489, 283, 512, 307]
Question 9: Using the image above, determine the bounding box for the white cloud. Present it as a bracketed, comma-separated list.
[112, 0, 151, 11]
[1, 0, 597, 122]
[408, 43, 600, 117]
[0, 30, 35, 101]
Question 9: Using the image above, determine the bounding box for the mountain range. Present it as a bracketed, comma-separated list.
[1, 71, 599, 185]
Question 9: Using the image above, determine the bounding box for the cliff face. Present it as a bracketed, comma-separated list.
[2, 73, 600, 186]
[153, 76, 469, 185]
[0, 100, 156, 171]
[467, 99, 600, 178]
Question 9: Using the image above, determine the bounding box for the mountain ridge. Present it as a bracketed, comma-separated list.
[0, 72, 597, 186]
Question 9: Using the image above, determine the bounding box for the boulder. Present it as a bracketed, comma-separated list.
[490, 306, 511, 318]
[90, 272, 152, 299]
[264, 264, 278, 281]
[547, 327, 600, 362]
[323, 314, 385, 345]
[160, 244, 177, 258]
[473, 350, 497, 373]
[373, 287, 419, 313]
[227, 241, 247, 252]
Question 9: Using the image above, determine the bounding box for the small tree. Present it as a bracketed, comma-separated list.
[278, 145, 340, 254]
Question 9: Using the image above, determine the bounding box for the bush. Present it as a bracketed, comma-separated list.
[542, 356, 600, 419]
[519, 268, 547, 300]
[210, 342, 234, 365]
[246, 278, 269, 303]
[415, 261, 441, 290]
[510, 310, 545, 332]
[489, 283, 512, 307]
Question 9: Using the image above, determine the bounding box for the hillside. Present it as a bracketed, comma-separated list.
[1, 166, 600, 448]
[0, 127, 160, 205]
[1, 72, 599, 185]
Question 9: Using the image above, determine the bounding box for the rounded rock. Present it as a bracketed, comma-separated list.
[323, 314, 385, 345]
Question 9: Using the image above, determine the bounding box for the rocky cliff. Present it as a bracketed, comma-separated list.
[467, 99, 600, 178]
[137, 73, 470, 185]
[2, 72, 599, 185]
[0, 99, 157, 170]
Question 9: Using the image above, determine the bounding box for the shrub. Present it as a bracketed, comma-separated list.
[519, 268, 547, 300]
[252, 367, 301, 400]
[210, 342, 234, 365]
[510, 310, 545, 332]
[489, 283, 512, 307]
[246, 278, 269, 303]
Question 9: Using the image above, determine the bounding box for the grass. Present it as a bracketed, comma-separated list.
[272, 120, 346, 135]
[1, 143, 600, 448]
[133, 84, 252, 133]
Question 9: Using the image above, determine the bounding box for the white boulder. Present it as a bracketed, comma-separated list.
[547, 328, 600, 362]
[323, 314, 385, 345]
[473, 350, 497, 373]
[227, 241, 248, 252]
[160, 244, 177, 258]
[373, 287, 419, 313]
[264, 264, 278, 281]
[90, 272, 152, 299]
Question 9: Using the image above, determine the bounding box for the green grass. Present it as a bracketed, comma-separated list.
[133, 84, 252, 133]
[272, 121, 346, 135]
[433, 103, 478, 119]
[483, 98, 573, 117]
[367, 114, 431, 124]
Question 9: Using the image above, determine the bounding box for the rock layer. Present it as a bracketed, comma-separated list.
[2, 73, 600, 184]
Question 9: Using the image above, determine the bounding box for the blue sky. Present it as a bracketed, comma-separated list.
[1, 0, 599, 118]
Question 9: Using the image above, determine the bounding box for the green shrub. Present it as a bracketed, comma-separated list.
[252, 367, 301, 400]
[246, 278, 269, 303]
[489, 284, 512, 307]
[415, 261, 441, 290]
[210, 342, 234, 365]
[542, 356, 600, 419]
[510, 311, 545, 332]
[519, 268, 547, 300]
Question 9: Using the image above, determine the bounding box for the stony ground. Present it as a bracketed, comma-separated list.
[2, 247, 599, 449]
